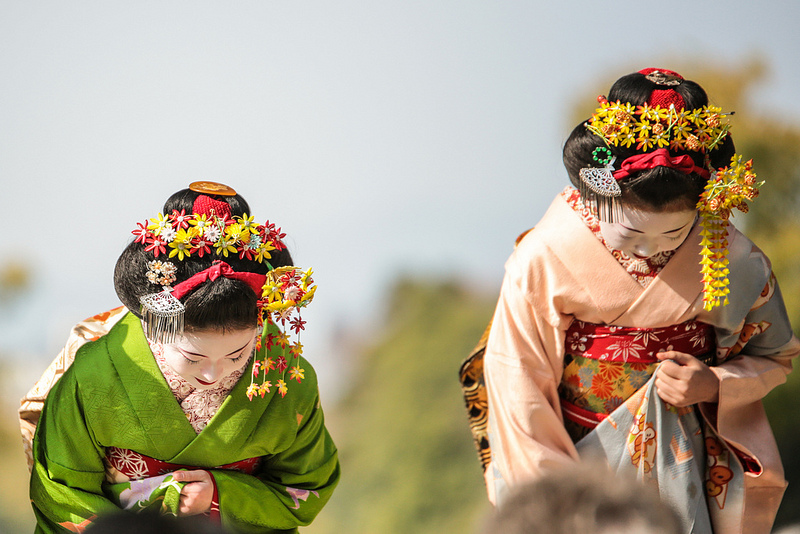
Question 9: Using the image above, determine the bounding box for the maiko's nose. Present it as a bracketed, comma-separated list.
[633, 243, 657, 258]
[200, 361, 224, 382]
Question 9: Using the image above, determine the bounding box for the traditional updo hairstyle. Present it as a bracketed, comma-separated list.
[114, 188, 294, 332]
[562, 69, 736, 214]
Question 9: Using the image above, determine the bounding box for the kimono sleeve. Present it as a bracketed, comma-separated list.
[483, 244, 580, 505]
[706, 265, 800, 442]
[213, 381, 340, 533]
[29, 367, 118, 533]
[705, 239, 800, 408]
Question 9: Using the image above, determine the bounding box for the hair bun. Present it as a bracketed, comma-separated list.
[638, 68, 684, 86]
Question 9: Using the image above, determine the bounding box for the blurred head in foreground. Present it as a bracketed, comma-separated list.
[86, 510, 229, 534]
[483, 464, 680, 534]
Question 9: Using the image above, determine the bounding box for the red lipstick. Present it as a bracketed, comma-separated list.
[196, 378, 217, 386]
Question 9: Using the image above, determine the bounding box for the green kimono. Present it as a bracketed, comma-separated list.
[30, 312, 340, 533]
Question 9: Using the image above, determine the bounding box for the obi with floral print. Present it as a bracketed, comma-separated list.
[559, 319, 714, 441]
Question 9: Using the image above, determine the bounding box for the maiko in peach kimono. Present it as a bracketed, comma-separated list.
[484, 192, 799, 534]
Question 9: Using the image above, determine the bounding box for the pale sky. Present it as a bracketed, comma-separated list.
[2, 0, 799, 398]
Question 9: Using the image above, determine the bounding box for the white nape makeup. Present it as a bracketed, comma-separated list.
[160, 327, 259, 390]
[599, 205, 697, 260]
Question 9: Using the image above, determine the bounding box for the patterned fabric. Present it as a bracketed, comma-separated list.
[459, 321, 493, 472]
[561, 186, 675, 287]
[105, 447, 260, 482]
[559, 319, 714, 442]
[104, 446, 261, 521]
[576, 372, 744, 534]
[459, 229, 534, 473]
[148, 339, 247, 433]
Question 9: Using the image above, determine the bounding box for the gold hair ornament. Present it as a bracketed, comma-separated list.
[586, 99, 733, 153]
[132, 208, 317, 399]
[696, 155, 763, 311]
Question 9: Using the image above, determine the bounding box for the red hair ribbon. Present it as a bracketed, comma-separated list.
[171, 261, 266, 300]
[612, 148, 710, 180]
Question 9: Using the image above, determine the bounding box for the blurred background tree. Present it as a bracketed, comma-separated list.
[0, 261, 36, 533]
[308, 279, 495, 533]
[0, 262, 29, 306]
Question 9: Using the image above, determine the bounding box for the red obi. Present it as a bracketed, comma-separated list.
[105, 446, 262, 520]
[559, 319, 715, 439]
[564, 319, 715, 364]
[106, 446, 261, 480]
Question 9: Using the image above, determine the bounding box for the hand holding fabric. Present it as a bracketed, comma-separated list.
[173, 470, 213, 516]
[655, 351, 720, 407]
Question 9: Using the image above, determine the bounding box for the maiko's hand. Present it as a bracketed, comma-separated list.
[173, 469, 213, 516]
[655, 351, 719, 407]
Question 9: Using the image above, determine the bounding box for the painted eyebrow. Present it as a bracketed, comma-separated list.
[619, 220, 692, 235]
[179, 341, 251, 358]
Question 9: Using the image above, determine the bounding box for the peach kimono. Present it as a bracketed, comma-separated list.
[484, 194, 799, 534]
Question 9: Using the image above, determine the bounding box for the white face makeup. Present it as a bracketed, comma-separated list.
[161, 327, 259, 390]
[598, 206, 697, 260]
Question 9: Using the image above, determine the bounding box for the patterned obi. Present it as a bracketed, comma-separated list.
[103, 447, 263, 519]
[105, 446, 261, 482]
[558, 319, 715, 441]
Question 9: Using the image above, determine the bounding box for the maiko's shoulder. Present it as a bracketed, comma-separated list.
[70, 310, 141, 371]
[726, 224, 772, 280]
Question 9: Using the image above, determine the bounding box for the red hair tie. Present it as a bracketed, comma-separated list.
[193, 194, 232, 220]
[171, 261, 266, 300]
[613, 148, 710, 180]
[639, 67, 686, 110]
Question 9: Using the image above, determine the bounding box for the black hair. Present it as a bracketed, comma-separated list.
[114, 188, 294, 332]
[562, 71, 736, 213]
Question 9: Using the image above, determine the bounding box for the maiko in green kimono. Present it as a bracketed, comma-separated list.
[27, 182, 340, 533]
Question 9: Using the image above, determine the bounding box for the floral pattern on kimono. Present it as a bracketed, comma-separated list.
[558, 319, 714, 442]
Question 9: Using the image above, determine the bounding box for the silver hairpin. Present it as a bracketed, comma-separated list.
[140, 289, 185, 343]
[578, 148, 622, 222]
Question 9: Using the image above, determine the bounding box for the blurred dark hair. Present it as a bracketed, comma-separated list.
[483, 463, 681, 534]
[114, 188, 293, 331]
[563, 71, 736, 212]
[87, 510, 229, 534]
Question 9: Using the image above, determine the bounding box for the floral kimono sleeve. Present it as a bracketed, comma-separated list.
[213, 387, 340, 534]
[30, 369, 118, 533]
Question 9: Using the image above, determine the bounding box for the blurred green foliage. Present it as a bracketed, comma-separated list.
[309, 279, 495, 534]
[0, 368, 36, 532]
[1, 261, 36, 532]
